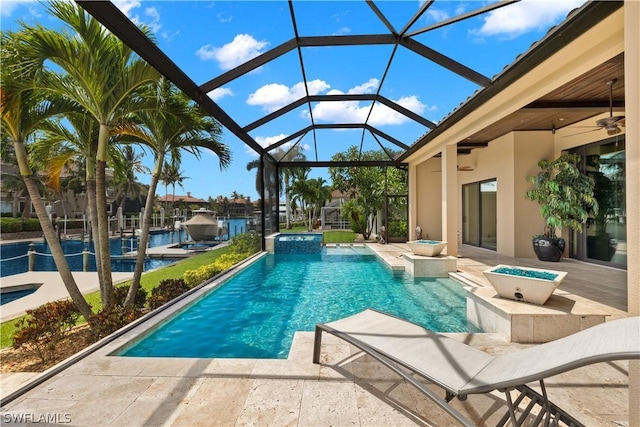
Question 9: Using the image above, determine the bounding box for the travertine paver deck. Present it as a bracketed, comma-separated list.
[0, 242, 633, 426]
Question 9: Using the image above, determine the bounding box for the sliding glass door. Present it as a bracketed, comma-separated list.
[570, 137, 626, 268]
[462, 179, 497, 250]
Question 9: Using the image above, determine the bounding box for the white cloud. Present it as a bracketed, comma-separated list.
[306, 80, 429, 126]
[1, 1, 21, 17]
[143, 7, 161, 33]
[333, 26, 351, 36]
[217, 12, 232, 23]
[247, 79, 330, 112]
[247, 78, 429, 127]
[472, 0, 585, 38]
[196, 34, 269, 70]
[1, 0, 43, 18]
[112, 0, 141, 17]
[248, 135, 311, 156]
[208, 87, 234, 102]
[112, 1, 161, 33]
[426, 9, 450, 22]
[347, 78, 378, 94]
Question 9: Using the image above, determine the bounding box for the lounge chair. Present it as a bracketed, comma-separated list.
[313, 309, 640, 427]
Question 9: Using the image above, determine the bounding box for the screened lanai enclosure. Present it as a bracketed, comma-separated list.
[75, 1, 623, 249]
[74, 0, 527, 245]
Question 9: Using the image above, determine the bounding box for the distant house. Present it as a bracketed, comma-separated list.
[157, 192, 208, 209]
[321, 190, 351, 230]
[210, 196, 253, 218]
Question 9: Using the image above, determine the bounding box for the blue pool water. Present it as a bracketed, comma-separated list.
[1, 288, 37, 305]
[0, 230, 185, 277]
[120, 247, 476, 359]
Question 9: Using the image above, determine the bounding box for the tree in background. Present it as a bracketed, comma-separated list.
[290, 176, 331, 231]
[329, 146, 405, 240]
[248, 146, 309, 227]
[161, 161, 188, 222]
[111, 145, 149, 212]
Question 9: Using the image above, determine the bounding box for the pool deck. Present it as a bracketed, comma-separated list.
[1, 242, 634, 426]
[0, 272, 135, 323]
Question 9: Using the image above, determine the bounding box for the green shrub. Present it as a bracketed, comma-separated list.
[87, 306, 144, 342]
[0, 218, 22, 233]
[230, 231, 261, 255]
[183, 250, 251, 287]
[183, 263, 223, 287]
[113, 285, 147, 309]
[60, 219, 84, 229]
[13, 300, 80, 364]
[147, 278, 192, 310]
[22, 218, 42, 232]
[214, 252, 248, 268]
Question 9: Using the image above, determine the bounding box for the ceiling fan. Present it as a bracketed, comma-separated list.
[563, 79, 625, 137]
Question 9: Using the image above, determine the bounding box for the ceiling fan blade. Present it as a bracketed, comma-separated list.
[562, 128, 600, 138]
[596, 115, 625, 128]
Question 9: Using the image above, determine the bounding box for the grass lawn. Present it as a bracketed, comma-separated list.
[0, 245, 234, 349]
[322, 230, 356, 243]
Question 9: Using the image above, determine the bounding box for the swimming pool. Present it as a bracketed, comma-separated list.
[0, 286, 38, 305]
[120, 246, 477, 359]
[0, 231, 183, 277]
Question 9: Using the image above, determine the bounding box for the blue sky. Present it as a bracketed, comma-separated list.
[2, 0, 585, 202]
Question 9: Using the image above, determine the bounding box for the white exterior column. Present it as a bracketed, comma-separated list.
[442, 144, 458, 256]
[625, 2, 640, 426]
[408, 163, 418, 240]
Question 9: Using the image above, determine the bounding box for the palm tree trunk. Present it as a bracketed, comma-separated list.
[85, 177, 104, 301]
[96, 123, 114, 307]
[164, 182, 168, 228]
[125, 161, 161, 310]
[13, 139, 94, 322]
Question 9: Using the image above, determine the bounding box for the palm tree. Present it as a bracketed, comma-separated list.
[247, 146, 308, 228]
[32, 110, 122, 302]
[112, 145, 149, 212]
[306, 177, 332, 230]
[163, 161, 188, 220]
[246, 158, 263, 198]
[14, 0, 161, 307]
[119, 78, 230, 310]
[276, 146, 307, 229]
[0, 34, 94, 321]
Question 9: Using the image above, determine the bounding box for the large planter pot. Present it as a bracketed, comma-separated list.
[483, 264, 568, 305]
[532, 237, 565, 262]
[406, 240, 447, 257]
[586, 234, 617, 262]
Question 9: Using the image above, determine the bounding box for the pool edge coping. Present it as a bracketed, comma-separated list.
[0, 251, 266, 407]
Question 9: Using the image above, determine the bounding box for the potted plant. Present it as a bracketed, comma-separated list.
[525, 153, 598, 262]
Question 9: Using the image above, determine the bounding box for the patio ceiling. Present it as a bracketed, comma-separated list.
[76, 0, 623, 168]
